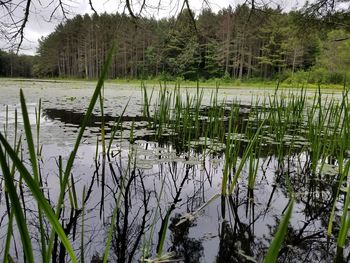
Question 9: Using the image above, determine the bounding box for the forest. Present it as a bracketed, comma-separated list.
[0, 50, 33, 78]
[2, 1, 350, 263]
[1, 4, 350, 84]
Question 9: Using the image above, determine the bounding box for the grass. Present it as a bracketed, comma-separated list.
[0, 145, 34, 263]
[263, 196, 294, 263]
[0, 43, 115, 263]
[0, 76, 346, 90]
[1, 48, 350, 262]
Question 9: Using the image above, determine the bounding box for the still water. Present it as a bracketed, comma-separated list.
[0, 79, 346, 262]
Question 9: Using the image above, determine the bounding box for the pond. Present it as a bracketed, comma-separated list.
[0, 79, 348, 262]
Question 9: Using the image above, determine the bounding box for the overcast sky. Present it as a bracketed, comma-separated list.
[1, 0, 305, 55]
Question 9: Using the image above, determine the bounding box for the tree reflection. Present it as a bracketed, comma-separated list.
[216, 220, 255, 263]
[168, 214, 203, 263]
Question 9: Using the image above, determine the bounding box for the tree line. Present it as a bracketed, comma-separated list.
[1, 4, 350, 83]
[0, 50, 34, 78]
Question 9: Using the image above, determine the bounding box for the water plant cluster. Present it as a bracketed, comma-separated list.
[1, 50, 350, 262]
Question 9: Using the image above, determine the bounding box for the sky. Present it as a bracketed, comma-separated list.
[0, 0, 306, 55]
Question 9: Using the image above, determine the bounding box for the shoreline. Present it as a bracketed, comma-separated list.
[0, 77, 345, 90]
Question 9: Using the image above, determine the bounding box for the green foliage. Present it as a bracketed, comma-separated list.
[317, 29, 350, 74]
[221, 71, 232, 82]
[0, 147, 35, 263]
[0, 50, 34, 77]
[280, 29, 350, 85]
[3, 4, 349, 85]
[283, 67, 349, 85]
[0, 131, 78, 263]
[263, 198, 294, 263]
[0, 44, 115, 263]
[33, 5, 324, 81]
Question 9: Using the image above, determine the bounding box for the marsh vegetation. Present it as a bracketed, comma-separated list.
[1, 52, 350, 263]
[0, 0, 349, 262]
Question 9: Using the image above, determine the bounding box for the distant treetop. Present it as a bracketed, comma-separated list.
[0, 0, 349, 53]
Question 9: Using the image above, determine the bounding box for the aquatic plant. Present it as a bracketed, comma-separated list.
[2, 48, 350, 262]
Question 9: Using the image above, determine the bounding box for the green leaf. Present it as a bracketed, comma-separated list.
[3, 206, 14, 263]
[263, 197, 294, 263]
[337, 181, 350, 248]
[20, 90, 47, 263]
[3, 137, 22, 263]
[46, 42, 116, 260]
[0, 146, 34, 263]
[228, 120, 265, 194]
[0, 134, 78, 263]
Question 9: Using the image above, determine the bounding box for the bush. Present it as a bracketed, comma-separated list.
[283, 67, 348, 85]
[221, 71, 231, 83]
[157, 72, 175, 81]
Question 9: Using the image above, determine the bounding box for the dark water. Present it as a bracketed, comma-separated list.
[40, 106, 337, 263]
[0, 81, 346, 262]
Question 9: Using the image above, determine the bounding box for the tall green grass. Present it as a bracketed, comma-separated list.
[0, 44, 116, 262]
[1, 58, 350, 262]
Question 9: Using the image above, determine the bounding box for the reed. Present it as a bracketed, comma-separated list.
[263, 197, 294, 263]
[1, 58, 350, 262]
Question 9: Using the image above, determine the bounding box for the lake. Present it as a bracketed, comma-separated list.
[0, 79, 347, 262]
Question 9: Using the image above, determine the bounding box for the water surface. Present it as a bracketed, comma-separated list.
[0, 79, 346, 262]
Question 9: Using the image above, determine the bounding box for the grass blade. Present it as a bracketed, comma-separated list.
[80, 187, 86, 263]
[46, 43, 116, 260]
[337, 180, 350, 248]
[3, 137, 22, 263]
[327, 161, 350, 237]
[263, 197, 294, 263]
[0, 146, 34, 263]
[19, 90, 47, 262]
[107, 99, 130, 154]
[0, 133, 78, 263]
[228, 120, 265, 194]
[3, 206, 14, 263]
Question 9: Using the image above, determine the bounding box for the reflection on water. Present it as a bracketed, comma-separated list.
[43, 108, 150, 128]
[217, 220, 254, 263]
[168, 214, 203, 262]
[42, 105, 309, 158]
[0, 81, 348, 262]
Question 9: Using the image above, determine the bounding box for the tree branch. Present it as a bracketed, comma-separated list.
[14, 0, 31, 53]
[89, 0, 98, 16]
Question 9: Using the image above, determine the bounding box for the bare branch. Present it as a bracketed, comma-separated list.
[59, 0, 68, 19]
[184, 0, 198, 33]
[333, 36, 350, 41]
[126, 0, 137, 19]
[88, 0, 98, 16]
[14, 0, 32, 53]
[139, 0, 146, 14]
